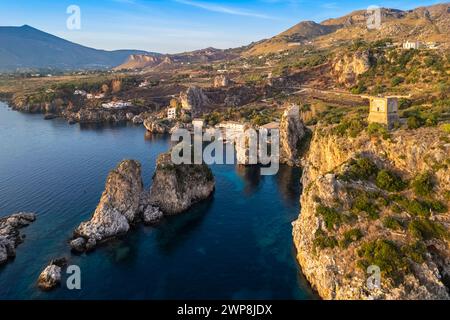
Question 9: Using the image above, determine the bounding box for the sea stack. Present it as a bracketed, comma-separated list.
[148, 152, 215, 215]
[71, 160, 143, 252]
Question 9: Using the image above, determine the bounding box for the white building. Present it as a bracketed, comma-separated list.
[403, 41, 422, 50]
[74, 90, 87, 96]
[139, 80, 149, 88]
[167, 107, 177, 119]
[192, 118, 205, 128]
[102, 101, 132, 110]
[217, 121, 246, 131]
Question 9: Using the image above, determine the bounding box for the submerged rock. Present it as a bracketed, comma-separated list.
[72, 160, 143, 251]
[148, 153, 215, 215]
[0, 212, 36, 265]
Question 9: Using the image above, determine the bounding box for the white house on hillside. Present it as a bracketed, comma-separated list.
[167, 107, 177, 119]
[403, 41, 422, 50]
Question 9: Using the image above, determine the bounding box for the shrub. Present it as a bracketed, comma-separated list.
[351, 83, 367, 94]
[382, 216, 403, 231]
[316, 205, 342, 230]
[376, 170, 407, 192]
[391, 76, 404, 87]
[389, 194, 446, 217]
[407, 115, 424, 129]
[412, 172, 434, 197]
[441, 123, 450, 134]
[398, 98, 412, 110]
[339, 228, 363, 248]
[352, 194, 379, 220]
[401, 241, 427, 264]
[314, 231, 338, 250]
[367, 123, 390, 140]
[343, 157, 379, 181]
[408, 218, 448, 240]
[357, 240, 409, 284]
[445, 190, 450, 201]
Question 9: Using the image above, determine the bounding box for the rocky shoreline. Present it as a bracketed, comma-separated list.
[0, 212, 36, 265]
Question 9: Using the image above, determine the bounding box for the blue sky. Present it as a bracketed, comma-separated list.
[0, 0, 444, 53]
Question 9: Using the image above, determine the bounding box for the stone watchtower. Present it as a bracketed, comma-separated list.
[367, 96, 400, 129]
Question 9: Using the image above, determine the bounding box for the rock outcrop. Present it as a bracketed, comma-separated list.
[333, 50, 373, 87]
[280, 104, 307, 166]
[293, 125, 450, 300]
[180, 86, 210, 117]
[143, 118, 171, 134]
[37, 258, 67, 291]
[72, 160, 143, 251]
[213, 75, 230, 88]
[0, 212, 36, 265]
[71, 154, 216, 250]
[148, 153, 215, 215]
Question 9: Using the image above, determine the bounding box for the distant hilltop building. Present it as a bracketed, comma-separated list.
[403, 41, 422, 50]
[367, 96, 400, 129]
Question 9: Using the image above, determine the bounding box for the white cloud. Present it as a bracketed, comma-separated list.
[174, 0, 275, 19]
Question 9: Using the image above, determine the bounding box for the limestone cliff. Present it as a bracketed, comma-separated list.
[332, 50, 373, 87]
[180, 86, 210, 117]
[148, 153, 215, 215]
[293, 125, 450, 300]
[213, 75, 230, 88]
[280, 104, 307, 166]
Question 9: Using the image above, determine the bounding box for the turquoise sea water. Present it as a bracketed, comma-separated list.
[0, 102, 316, 300]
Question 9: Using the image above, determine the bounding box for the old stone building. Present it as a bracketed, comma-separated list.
[367, 96, 400, 129]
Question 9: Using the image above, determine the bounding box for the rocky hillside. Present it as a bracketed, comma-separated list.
[245, 3, 450, 56]
[293, 125, 450, 299]
[115, 47, 239, 71]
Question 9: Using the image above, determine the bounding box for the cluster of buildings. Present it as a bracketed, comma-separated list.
[402, 40, 440, 50]
[73, 90, 105, 100]
[101, 101, 133, 110]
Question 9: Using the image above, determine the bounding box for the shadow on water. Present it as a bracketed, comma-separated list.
[153, 197, 214, 254]
[234, 165, 264, 196]
[276, 166, 302, 206]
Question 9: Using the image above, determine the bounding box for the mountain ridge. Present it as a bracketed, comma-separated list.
[0, 25, 156, 72]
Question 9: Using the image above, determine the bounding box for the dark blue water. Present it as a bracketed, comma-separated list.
[0, 102, 316, 300]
